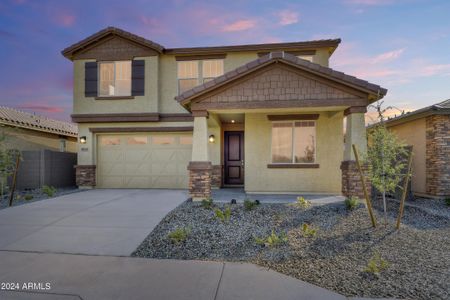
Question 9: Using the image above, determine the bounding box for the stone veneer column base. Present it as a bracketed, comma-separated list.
[188, 161, 212, 200]
[426, 115, 450, 197]
[341, 161, 371, 199]
[211, 165, 222, 188]
[75, 165, 96, 187]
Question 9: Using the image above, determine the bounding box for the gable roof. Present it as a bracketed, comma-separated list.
[175, 51, 387, 106]
[62, 27, 165, 60]
[62, 27, 341, 60]
[374, 99, 450, 128]
[0, 106, 78, 137]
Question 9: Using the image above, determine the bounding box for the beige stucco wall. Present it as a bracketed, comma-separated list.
[73, 49, 330, 116]
[73, 56, 159, 114]
[0, 126, 77, 153]
[77, 121, 193, 165]
[244, 111, 343, 193]
[388, 118, 426, 194]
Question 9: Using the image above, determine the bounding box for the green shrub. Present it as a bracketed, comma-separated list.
[42, 185, 56, 197]
[243, 198, 259, 211]
[24, 194, 33, 201]
[201, 197, 214, 209]
[290, 196, 311, 209]
[168, 227, 191, 244]
[301, 223, 317, 237]
[445, 198, 450, 206]
[364, 252, 389, 275]
[344, 196, 359, 210]
[214, 206, 231, 222]
[255, 230, 288, 247]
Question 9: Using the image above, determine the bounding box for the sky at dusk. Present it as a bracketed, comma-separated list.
[1, 0, 450, 122]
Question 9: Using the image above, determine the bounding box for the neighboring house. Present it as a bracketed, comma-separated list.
[0, 106, 77, 152]
[377, 99, 450, 198]
[62, 27, 386, 199]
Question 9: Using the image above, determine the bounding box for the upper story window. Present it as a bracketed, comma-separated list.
[99, 61, 131, 97]
[177, 59, 224, 94]
[271, 121, 316, 164]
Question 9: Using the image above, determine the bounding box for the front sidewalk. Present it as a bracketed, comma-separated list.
[0, 251, 353, 300]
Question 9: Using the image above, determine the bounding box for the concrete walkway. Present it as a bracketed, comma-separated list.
[212, 188, 345, 204]
[0, 189, 186, 256]
[0, 251, 348, 300]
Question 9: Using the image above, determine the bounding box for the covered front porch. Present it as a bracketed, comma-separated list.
[176, 51, 386, 200]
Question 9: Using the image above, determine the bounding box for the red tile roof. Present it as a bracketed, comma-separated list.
[0, 106, 77, 137]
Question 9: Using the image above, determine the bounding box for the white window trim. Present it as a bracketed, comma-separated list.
[177, 59, 224, 95]
[98, 61, 132, 97]
[270, 120, 317, 164]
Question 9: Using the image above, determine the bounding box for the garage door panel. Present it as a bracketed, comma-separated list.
[97, 133, 192, 189]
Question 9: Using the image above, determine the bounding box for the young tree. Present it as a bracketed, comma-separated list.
[365, 101, 409, 225]
[0, 127, 20, 199]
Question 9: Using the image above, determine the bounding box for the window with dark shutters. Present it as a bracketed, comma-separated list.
[84, 62, 98, 97]
[132, 60, 145, 96]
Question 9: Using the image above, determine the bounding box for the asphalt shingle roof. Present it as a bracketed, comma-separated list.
[175, 51, 387, 104]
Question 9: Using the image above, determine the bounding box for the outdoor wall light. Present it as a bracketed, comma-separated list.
[80, 136, 87, 144]
[208, 135, 215, 143]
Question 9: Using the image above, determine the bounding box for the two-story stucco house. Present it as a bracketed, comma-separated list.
[62, 27, 387, 200]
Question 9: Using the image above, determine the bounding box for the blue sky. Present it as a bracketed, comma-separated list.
[1, 0, 449, 121]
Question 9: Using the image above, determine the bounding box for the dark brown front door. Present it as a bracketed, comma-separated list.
[224, 131, 244, 185]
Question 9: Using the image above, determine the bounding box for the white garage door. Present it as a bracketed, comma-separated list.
[97, 133, 192, 188]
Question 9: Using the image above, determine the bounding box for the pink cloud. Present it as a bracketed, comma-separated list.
[276, 10, 299, 26]
[370, 48, 405, 64]
[222, 19, 257, 32]
[345, 0, 395, 5]
[54, 12, 76, 27]
[420, 64, 450, 76]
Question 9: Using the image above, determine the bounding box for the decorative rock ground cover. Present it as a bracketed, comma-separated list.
[0, 187, 80, 210]
[133, 199, 450, 300]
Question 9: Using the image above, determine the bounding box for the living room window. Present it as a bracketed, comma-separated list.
[177, 59, 224, 94]
[98, 61, 131, 97]
[271, 121, 316, 164]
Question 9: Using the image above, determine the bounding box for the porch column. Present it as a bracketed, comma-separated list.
[188, 112, 212, 200]
[341, 107, 371, 199]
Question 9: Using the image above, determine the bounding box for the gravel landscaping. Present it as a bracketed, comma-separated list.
[0, 187, 81, 210]
[133, 199, 450, 300]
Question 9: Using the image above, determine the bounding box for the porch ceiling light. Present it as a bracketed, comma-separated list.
[208, 135, 215, 143]
[231, 119, 235, 123]
[80, 136, 87, 144]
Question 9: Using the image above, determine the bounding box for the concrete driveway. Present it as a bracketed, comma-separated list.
[0, 189, 187, 256]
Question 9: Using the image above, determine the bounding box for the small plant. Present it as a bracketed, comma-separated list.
[364, 252, 389, 276]
[255, 230, 288, 247]
[214, 206, 231, 222]
[290, 196, 311, 208]
[201, 197, 214, 209]
[345, 196, 360, 210]
[24, 194, 33, 201]
[244, 198, 259, 211]
[301, 223, 317, 237]
[445, 198, 450, 206]
[42, 185, 56, 197]
[168, 227, 191, 244]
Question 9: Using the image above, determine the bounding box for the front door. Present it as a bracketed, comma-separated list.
[224, 131, 244, 185]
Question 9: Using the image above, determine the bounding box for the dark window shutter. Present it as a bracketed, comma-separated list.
[132, 60, 145, 96]
[85, 62, 98, 97]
